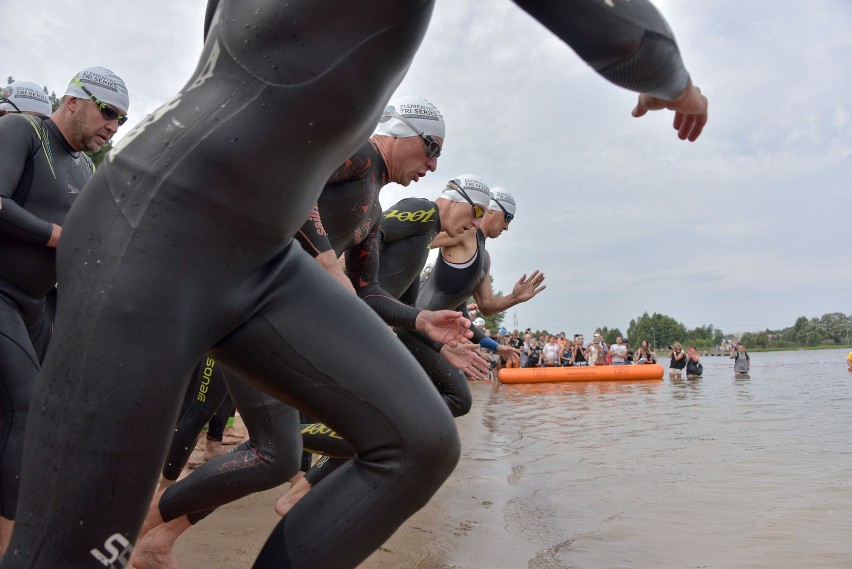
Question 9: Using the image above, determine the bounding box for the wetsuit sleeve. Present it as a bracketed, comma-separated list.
[397, 279, 420, 307]
[0, 117, 53, 245]
[294, 203, 333, 257]
[513, 0, 690, 99]
[347, 221, 422, 329]
[458, 304, 482, 343]
[294, 153, 371, 257]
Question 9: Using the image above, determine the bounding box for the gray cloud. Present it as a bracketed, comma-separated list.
[3, 0, 849, 337]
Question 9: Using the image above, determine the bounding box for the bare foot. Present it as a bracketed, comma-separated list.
[275, 476, 312, 517]
[222, 425, 248, 445]
[128, 517, 190, 569]
[187, 438, 229, 469]
[202, 440, 228, 461]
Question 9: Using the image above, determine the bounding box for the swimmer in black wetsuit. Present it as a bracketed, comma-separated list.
[290, 185, 544, 494]
[157, 358, 232, 491]
[421, 186, 546, 372]
[7, 0, 708, 566]
[129, 95, 475, 567]
[0, 67, 128, 555]
[276, 175, 499, 516]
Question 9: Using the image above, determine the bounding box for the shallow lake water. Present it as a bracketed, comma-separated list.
[363, 348, 852, 569]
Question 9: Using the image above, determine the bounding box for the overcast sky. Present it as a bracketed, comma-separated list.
[4, 1, 850, 338]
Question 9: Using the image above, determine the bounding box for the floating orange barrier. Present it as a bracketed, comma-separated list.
[498, 364, 664, 384]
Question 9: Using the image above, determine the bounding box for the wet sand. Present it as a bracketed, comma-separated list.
[170, 381, 496, 568]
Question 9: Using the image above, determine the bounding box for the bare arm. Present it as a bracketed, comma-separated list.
[474, 269, 546, 316]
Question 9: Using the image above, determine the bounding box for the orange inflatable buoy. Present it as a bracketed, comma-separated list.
[498, 364, 664, 384]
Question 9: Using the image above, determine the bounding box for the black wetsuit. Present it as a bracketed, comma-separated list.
[5, 0, 694, 567]
[0, 114, 93, 521]
[161, 358, 231, 482]
[301, 196, 445, 485]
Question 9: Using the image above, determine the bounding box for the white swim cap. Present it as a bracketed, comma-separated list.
[440, 174, 492, 209]
[473, 317, 486, 327]
[64, 67, 129, 113]
[488, 187, 517, 217]
[374, 95, 444, 139]
[1, 81, 51, 115]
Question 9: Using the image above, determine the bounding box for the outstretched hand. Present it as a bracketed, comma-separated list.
[512, 270, 546, 303]
[496, 343, 522, 362]
[441, 342, 491, 378]
[416, 309, 473, 346]
[632, 81, 708, 142]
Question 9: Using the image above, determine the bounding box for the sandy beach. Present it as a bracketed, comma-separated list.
[167, 382, 495, 569]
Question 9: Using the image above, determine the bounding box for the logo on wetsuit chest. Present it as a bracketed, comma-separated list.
[67, 182, 81, 194]
[384, 207, 435, 223]
[196, 357, 216, 402]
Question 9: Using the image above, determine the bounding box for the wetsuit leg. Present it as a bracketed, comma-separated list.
[298, 325, 473, 489]
[206, 394, 235, 443]
[300, 422, 354, 457]
[158, 370, 300, 525]
[0, 296, 39, 520]
[298, 412, 314, 472]
[395, 328, 473, 417]
[6, 1, 444, 566]
[303, 456, 348, 487]
[208, 250, 459, 568]
[161, 359, 230, 482]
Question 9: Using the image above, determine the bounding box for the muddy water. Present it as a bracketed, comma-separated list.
[362, 348, 852, 569]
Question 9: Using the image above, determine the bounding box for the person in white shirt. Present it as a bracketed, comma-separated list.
[610, 336, 629, 365]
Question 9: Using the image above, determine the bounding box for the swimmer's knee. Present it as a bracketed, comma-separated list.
[447, 394, 473, 418]
[402, 413, 460, 473]
[247, 445, 302, 489]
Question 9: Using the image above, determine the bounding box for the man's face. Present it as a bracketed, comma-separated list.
[67, 97, 122, 152]
[482, 209, 510, 238]
[442, 200, 483, 237]
[394, 135, 442, 186]
[616, 337, 623, 344]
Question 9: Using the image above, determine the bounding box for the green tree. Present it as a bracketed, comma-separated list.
[628, 312, 686, 350]
[598, 327, 623, 346]
[88, 141, 113, 168]
[48, 89, 61, 112]
[684, 324, 722, 348]
[819, 312, 850, 344]
[796, 319, 826, 346]
[742, 330, 769, 348]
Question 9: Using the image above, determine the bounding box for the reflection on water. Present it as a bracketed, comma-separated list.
[465, 349, 852, 568]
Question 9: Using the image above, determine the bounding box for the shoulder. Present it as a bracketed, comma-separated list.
[0, 113, 43, 139]
[383, 197, 436, 218]
[329, 140, 385, 183]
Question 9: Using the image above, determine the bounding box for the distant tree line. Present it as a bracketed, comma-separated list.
[517, 311, 851, 350]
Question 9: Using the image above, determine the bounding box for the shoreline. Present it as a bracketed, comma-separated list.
[168, 384, 495, 568]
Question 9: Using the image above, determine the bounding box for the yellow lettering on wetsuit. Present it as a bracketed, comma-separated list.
[384, 208, 435, 223]
[301, 423, 344, 439]
[196, 357, 216, 402]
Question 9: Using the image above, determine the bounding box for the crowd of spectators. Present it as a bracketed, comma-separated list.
[475, 325, 707, 379]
